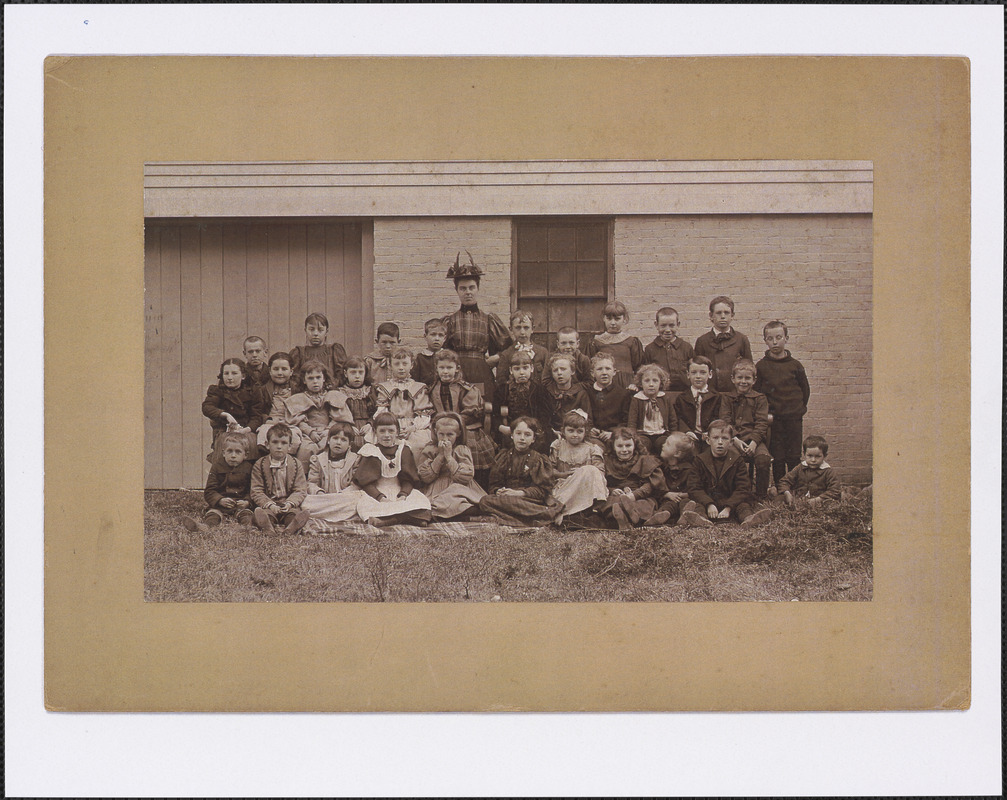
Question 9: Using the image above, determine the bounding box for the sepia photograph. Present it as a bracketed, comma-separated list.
[143, 159, 873, 602]
[16, 4, 1000, 796]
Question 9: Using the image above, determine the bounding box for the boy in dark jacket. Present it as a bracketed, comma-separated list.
[719, 358, 772, 499]
[182, 434, 255, 531]
[754, 320, 811, 492]
[586, 353, 632, 445]
[643, 306, 693, 395]
[779, 435, 842, 506]
[682, 420, 772, 528]
[674, 356, 721, 453]
[693, 296, 754, 393]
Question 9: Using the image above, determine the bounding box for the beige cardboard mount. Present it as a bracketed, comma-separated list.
[44, 56, 969, 711]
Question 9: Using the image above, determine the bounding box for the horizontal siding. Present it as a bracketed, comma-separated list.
[144, 160, 873, 217]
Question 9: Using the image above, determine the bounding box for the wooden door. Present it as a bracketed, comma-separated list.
[144, 219, 371, 488]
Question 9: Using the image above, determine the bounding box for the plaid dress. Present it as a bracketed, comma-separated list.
[342, 385, 376, 449]
[442, 305, 512, 398]
[429, 379, 496, 469]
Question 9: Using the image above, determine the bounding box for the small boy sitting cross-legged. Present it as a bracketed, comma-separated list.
[682, 419, 772, 528]
[778, 434, 842, 508]
[643, 431, 701, 528]
[182, 433, 254, 532]
[250, 423, 311, 534]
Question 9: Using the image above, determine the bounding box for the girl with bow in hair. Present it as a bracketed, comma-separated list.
[627, 363, 678, 454]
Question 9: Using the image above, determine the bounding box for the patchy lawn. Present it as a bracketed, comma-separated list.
[145, 489, 872, 602]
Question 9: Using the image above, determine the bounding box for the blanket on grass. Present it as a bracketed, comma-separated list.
[303, 516, 539, 537]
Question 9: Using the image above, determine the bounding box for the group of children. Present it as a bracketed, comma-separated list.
[185, 296, 843, 534]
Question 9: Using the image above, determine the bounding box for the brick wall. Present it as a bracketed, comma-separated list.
[372, 217, 512, 353]
[613, 214, 873, 486]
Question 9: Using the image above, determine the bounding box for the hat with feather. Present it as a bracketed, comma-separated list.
[445, 250, 484, 280]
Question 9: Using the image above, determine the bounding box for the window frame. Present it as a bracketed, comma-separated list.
[510, 216, 615, 351]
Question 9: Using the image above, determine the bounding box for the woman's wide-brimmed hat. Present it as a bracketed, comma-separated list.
[445, 250, 484, 280]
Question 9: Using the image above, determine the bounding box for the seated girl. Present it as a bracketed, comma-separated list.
[372, 347, 434, 456]
[549, 409, 607, 525]
[478, 416, 563, 527]
[627, 363, 678, 454]
[256, 351, 303, 457]
[300, 421, 365, 526]
[354, 412, 433, 528]
[284, 359, 353, 469]
[599, 426, 668, 531]
[201, 357, 265, 465]
[427, 349, 496, 489]
[416, 412, 487, 520]
[339, 356, 376, 450]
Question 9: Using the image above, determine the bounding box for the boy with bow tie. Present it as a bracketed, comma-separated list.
[491, 310, 549, 384]
[693, 296, 754, 393]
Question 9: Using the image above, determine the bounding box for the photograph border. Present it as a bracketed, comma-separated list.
[45, 53, 967, 712]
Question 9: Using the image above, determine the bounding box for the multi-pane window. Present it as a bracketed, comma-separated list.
[513, 219, 612, 350]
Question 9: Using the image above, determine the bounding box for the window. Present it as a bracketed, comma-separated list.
[513, 219, 612, 350]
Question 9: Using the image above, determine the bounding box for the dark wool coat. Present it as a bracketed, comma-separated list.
[674, 389, 722, 435]
[587, 382, 632, 432]
[204, 460, 253, 507]
[718, 390, 770, 444]
[642, 336, 694, 393]
[779, 462, 841, 500]
[201, 383, 266, 435]
[693, 329, 754, 393]
[687, 448, 754, 509]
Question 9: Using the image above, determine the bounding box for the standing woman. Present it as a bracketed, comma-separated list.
[442, 251, 512, 400]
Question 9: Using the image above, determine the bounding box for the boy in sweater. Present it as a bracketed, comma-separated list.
[754, 321, 811, 493]
[779, 435, 842, 506]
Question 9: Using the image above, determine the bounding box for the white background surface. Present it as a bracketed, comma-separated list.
[5, 5, 1002, 796]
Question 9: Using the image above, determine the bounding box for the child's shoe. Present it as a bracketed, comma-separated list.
[678, 510, 713, 528]
[741, 508, 773, 528]
[680, 500, 700, 516]
[181, 515, 208, 533]
[235, 509, 254, 525]
[766, 485, 779, 499]
[611, 503, 631, 531]
[284, 510, 310, 535]
[253, 508, 277, 534]
[643, 510, 672, 527]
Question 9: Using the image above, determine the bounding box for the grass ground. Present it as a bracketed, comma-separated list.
[145, 489, 872, 602]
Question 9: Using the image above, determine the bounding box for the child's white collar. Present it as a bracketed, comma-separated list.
[634, 390, 666, 400]
[801, 460, 831, 469]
